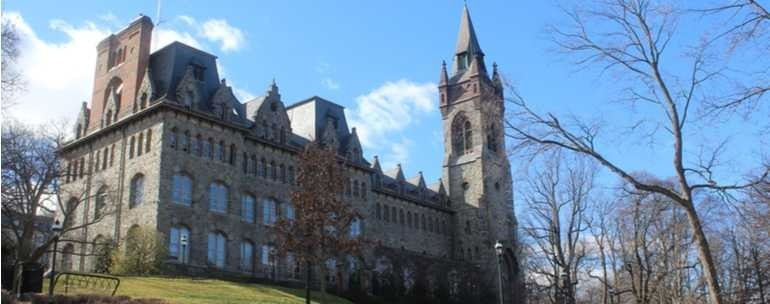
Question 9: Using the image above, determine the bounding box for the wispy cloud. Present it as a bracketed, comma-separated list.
[200, 19, 245, 52]
[348, 79, 437, 167]
[321, 77, 340, 90]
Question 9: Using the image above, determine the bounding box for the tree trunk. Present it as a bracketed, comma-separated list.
[682, 203, 723, 304]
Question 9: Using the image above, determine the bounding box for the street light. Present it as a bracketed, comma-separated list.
[48, 220, 63, 303]
[180, 234, 188, 264]
[495, 241, 504, 304]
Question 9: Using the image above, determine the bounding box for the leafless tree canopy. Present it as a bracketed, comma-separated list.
[1, 19, 25, 106]
[505, 1, 769, 303]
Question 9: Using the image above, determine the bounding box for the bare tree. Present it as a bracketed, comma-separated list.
[521, 153, 595, 304]
[1, 120, 115, 297]
[1, 19, 25, 107]
[505, 1, 770, 303]
[272, 142, 366, 302]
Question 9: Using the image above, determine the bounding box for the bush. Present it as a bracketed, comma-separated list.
[27, 294, 167, 304]
[110, 226, 167, 276]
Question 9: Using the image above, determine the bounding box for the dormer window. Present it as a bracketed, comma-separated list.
[183, 91, 193, 107]
[193, 65, 205, 81]
[457, 52, 469, 70]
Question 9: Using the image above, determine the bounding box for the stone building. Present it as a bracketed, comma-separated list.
[58, 6, 520, 302]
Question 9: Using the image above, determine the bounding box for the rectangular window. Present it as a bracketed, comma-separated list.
[262, 199, 277, 225]
[242, 195, 255, 223]
[261, 245, 273, 265]
[208, 232, 226, 268]
[241, 242, 253, 271]
[209, 183, 228, 213]
[350, 218, 361, 237]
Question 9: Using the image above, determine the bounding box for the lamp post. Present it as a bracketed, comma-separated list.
[48, 220, 63, 303]
[495, 241, 504, 304]
[180, 234, 188, 264]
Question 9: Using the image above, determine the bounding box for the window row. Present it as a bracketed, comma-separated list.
[375, 203, 447, 235]
[168, 226, 299, 273]
[169, 128, 236, 165]
[171, 174, 293, 225]
[344, 179, 368, 200]
[128, 129, 152, 159]
[65, 144, 118, 183]
[241, 154, 295, 185]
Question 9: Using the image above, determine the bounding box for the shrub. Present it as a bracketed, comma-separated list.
[28, 294, 167, 304]
[110, 226, 167, 276]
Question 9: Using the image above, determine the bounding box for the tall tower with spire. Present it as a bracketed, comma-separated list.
[440, 5, 521, 303]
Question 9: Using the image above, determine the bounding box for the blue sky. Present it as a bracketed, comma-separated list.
[4, 0, 768, 200]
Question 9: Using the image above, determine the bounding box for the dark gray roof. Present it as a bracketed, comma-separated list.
[149, 41, 220, 102]
[286, 96, 350, 143]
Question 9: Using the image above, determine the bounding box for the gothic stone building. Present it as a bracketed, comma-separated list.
[58, 6, 519, 302]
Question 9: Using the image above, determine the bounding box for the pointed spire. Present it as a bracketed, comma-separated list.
[455, 5, 483, 57]
[267, 78, 279, 96]
[395, 163, 405, 181]
[417, 171, 426, 188]
[492, 62, 503, 89]
[439, 60, 449, 85]
[371, 155, 382, 172]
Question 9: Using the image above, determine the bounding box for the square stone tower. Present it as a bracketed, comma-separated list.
[439, 5, 522, 303]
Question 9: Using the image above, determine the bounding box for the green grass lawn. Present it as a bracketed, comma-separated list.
[50, 276, 354, 304]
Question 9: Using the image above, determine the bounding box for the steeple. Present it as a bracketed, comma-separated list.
[453, 5, 485, 75]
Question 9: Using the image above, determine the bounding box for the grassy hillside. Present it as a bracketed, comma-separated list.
[55, 276, 354, 304]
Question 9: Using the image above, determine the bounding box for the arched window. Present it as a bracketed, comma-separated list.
[181, 131, 190, 152]
[129, 174, 144, 208]
[102, 148, 108, 170]
[345, 179, 352, 196]
[241, 240, 254, 271]
[261, 244, 274, 266]
[407, 212, 412, 228]
[109, 145, 115, 167]
[140, 93, 148, 110]
[464, 121, 473, 151]
[145, 129, 152, 153]
[269, 161, 276, 180]
[241, 194, 255, 223]
[288, 167, 295, 184]
[376, 204, 381, 220]
[350, 218, 361, 237]
[92, 235, 110, 273]
[383, 205, 390, 222]
[137, 133, 144, 156]
[94, 186, 107, 219]
[61, 243, 75, 271]
[250, 155, 258, 175]
[242, 153, 249, 173]
[207, 231, 226, 268]
[204, 138, 213, 159]
[169, 128, 178, 149]
[451, 114, 473, 155]
[260, 158, 267, 178]
[399, 209, 405, 225]
[262, 198, 277, 225]
[169, 226, 190, 263]
[192, 134, 201, 156]
[172, 174, 192, 206]
[229, 144, 236, 165]
[209, 182, 228, 213]
[215, 141, 224, 161]
[95, 151, 101, 172]
[128, 136, 135, 158]
[280, 164, 286, 183]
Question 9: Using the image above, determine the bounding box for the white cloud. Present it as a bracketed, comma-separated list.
[200, 19, 244, 52]
[321, 77, 340, 90]
[152, 28, 202, 51]
[348, 79, 437, 166]
[382, 138, 412, 169]
[4, 12, 110, 126]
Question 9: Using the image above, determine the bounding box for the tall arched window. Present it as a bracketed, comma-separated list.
[269, 161, 276, 180]
[61, 243, 75, 271]
[209, 182, 228, 213]
[169, 128, 178, 149]
[376, 204, 381, 220]
[204, 138, 213, 159]
[288, 167, 295, 184]
[129, 174, 144, 208]
[215, 141, 224, 161]
[94, 186, 107, 219]
[262, 198, 277, 225]
[137, 133, 144, 156]
[229, 144, 236, 165]
[128, 136, 136, 158]
[451, 114, 473, 155]
[192, 134, 201, 156]
[207, 231, 226, 268]
[181, 131, 190, 152]
[407, 212, 412, 228]
[172, 174, 192, 206]
[145, 129, 152, 153]
[240, 240, 254, 271]
[259, 158, 267, 178]
[241, 194, 255, 223]
[384, 205, 390, 222]
[280, 164, 286, 183]
[169, 225, 190, 263]
[102, 147, 108, 170]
